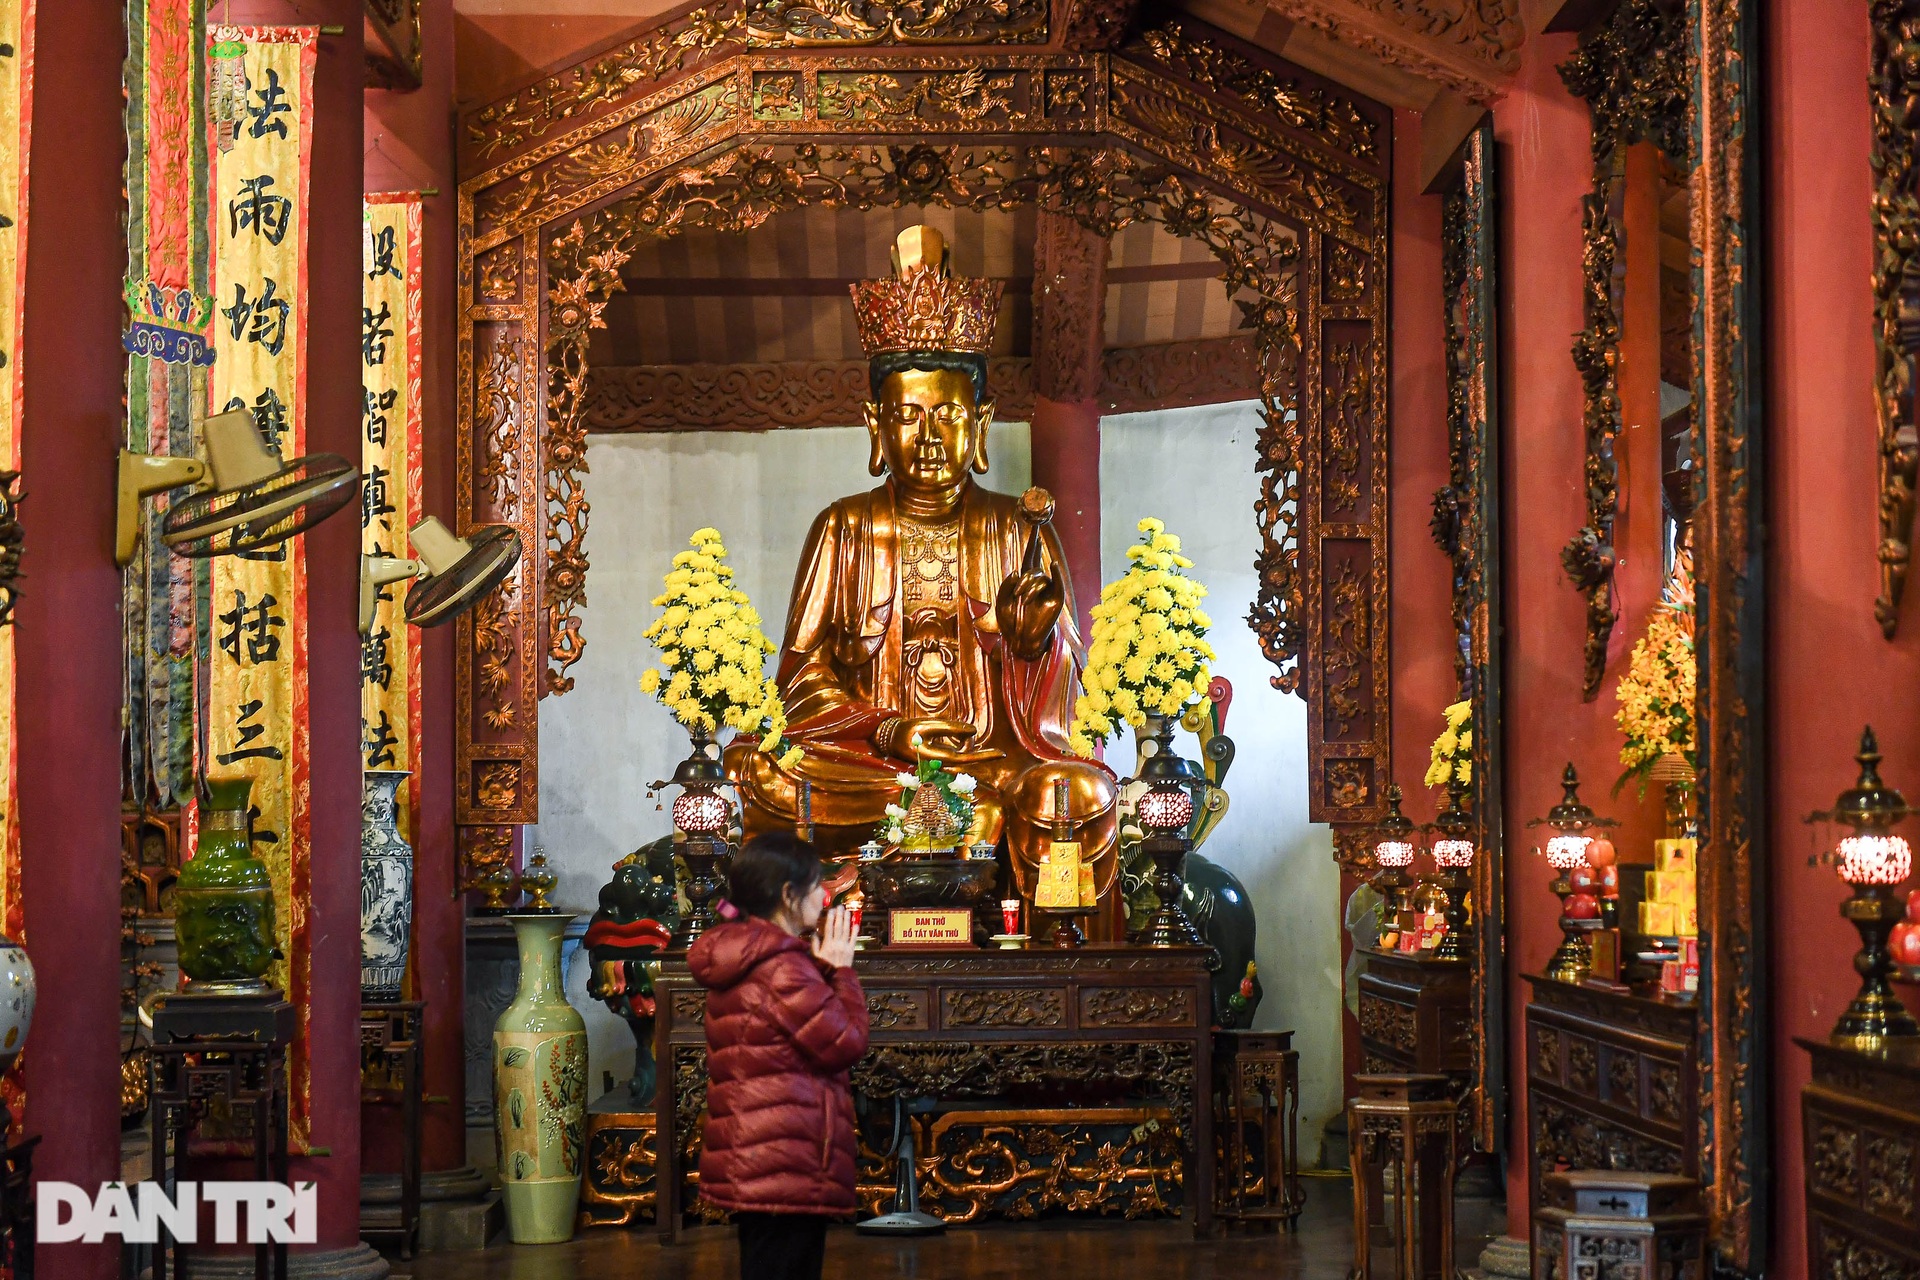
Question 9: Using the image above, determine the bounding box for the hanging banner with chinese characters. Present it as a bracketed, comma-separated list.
[206, 24, 314, 1149]
[362, 193, 422, 843]
[0, 0, 33, 1125]
[123, 0, 209, 812]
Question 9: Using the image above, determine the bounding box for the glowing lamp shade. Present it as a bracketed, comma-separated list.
[1836, 832, 1913, 886]
[1374, 839, 1416, 869]
[672, 787, 730, 836]
[1544, 834, 1591, 871]
[1138, 781, 1196, 833]
[1432, 838, 1476, 869]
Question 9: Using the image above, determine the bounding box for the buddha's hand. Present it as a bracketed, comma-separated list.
[881, 717, 998, 766]
[995, 561, 1065, 660]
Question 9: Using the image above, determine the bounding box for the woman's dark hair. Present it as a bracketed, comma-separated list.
[725, 832, 823, 920]
[869, 349, 989, 404]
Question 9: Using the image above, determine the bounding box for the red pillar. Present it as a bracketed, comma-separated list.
[15, 4, 131, 1278]
[302, 3, 371, 1255]
[1029, 212, 1108, 636]
[1029, 397, 1103, 636]
[365, 0, 467, 1178]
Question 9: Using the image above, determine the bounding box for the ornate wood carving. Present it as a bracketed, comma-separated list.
[1433, 120, 1504, 1157]
[1258, 0, 1522, 104]
[1557, 0, 1687, 701]
[1079, 986, 1194, 1027]
[364, 0, 422, 90]
[1871, 4, 1920, 637]
[1692, 0, 1768, 1266]
[1059, 0, 1142, 52]
[744, 0, 1048, 46]
[1798, 1038, 1920, 1278]
[456, 17, 1393, 837]
[456, 824, 514, 888]
[943, 987, 1067, 1028]
[578, 337, 1262, 432]
[1031, 209, 1108, 403]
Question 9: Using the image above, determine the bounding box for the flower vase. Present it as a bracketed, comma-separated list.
[360, 770, 414, 1003]
[0, 933, 35, 1076]
[493, 912, 586, 1243]
[175, 775, 279, 991]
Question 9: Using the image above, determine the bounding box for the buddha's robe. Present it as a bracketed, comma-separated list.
[726, 479, 1087, 857]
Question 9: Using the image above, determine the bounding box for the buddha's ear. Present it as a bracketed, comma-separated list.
[862, 401, 886, 476]
[972, 402, 995, 474]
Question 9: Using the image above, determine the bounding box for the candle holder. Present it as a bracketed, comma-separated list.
[1528, 764, 1615, 985]
[662, 728, 733, 949]
[1807, 726, 1920, 1047]
[1136, 718, 1202, 948]
[1429, 777, 1476, 963]
[1371, 785, 1418, 932]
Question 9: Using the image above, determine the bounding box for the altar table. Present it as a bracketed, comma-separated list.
[652, 945, 1216, 1241]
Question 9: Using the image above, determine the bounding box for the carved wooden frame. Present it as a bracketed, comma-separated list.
[1871, 3, 1920, 637]
[1689, 0, 1767, 1269]
[1433, 119, 1502, 1157]
[1548, 0, 1766, 1268]
[452, 13, 1391, 876]
[1557, 0, 1687, 702]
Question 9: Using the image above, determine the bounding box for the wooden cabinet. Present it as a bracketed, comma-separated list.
[1522, 976, 1699, 1219]
[1358, 948, 1472, 1083]
[1797, 1036, 1920, 1277]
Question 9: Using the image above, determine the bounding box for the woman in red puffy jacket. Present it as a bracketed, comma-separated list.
[689, 833, 868, 1280]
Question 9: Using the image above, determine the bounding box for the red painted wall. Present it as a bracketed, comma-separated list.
[16, 4, 135, 1277]
[365, 0, 468, 1177]
[1766, 3, 1902, 1273]
[1488, 30, 1666, 1234]
[1388, 109, 1460, 833]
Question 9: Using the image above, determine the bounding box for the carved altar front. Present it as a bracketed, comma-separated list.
[652, 945, 1214, 1239]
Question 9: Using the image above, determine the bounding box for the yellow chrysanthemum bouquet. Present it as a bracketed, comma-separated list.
[637, 528, 802, 770]
[1070, 518, 1216, 755]
[1615, 575, 1696, 795]
[1424, 699, 1472, 789]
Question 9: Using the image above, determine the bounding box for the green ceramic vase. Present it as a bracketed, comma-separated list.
[175, 775, 278, 989]
[493, 913, 586, 1244]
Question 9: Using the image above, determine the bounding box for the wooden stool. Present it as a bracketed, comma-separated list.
[1347, 1073, 1461, 1280]
[1213, 1029, 1304, 1230]
[359, 1000, 425, 1259]
[1531, 1171, 1705, 1280]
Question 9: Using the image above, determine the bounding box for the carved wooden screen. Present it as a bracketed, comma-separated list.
[452, 11, 1393, 885]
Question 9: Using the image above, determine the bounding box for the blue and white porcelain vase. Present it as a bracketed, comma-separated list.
[0, 933, 34, 1073]
[360, 769, 414, 1002]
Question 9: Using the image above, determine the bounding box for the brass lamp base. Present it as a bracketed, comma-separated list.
[1142, 833, 1202, 948]
[1433, 867, 1471, 962]
[1833, 885, 1920, 1047]
[1545, 874, 1591, 984]
[1545, 926, 1593, 985]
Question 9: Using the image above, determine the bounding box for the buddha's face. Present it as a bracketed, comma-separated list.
[863, 367, 994, 491]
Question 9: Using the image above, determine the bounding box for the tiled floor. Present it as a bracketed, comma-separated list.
[399, 1177, 1366, 1280]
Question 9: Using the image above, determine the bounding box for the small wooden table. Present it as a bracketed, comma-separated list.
[1356, 948, 1471, 1083]
[653, 945, 1215, 1241]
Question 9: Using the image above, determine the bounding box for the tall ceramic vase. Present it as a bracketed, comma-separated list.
[175, 775, 278, 990]
[493, 913, 586, 1244]
[360, 769, 414, 1002]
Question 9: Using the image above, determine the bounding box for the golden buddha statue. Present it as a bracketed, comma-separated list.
[725, 225, 1117, 901]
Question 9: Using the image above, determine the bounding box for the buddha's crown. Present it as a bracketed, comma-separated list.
[850, 225, 1002, 358]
